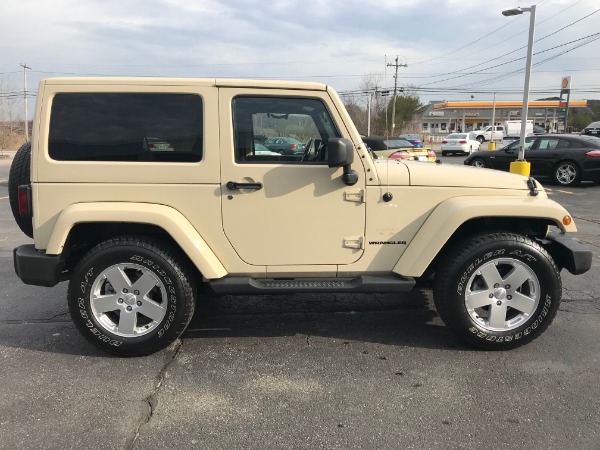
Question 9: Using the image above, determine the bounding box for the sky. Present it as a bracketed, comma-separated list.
[1, 0, 599, 118]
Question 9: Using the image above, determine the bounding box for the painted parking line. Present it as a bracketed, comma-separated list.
[545, 188, 575, 195]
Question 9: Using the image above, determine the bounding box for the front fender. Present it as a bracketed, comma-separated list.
[393, 196, 576, 277]
[45, 202, 227, 279]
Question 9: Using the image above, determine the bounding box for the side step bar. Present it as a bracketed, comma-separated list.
[209, 275, 415, 295]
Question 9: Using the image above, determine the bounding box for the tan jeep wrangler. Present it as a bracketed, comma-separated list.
[9, 77, 592, 356]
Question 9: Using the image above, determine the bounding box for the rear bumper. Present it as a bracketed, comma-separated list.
[13, 245, 64, 287]
[540, 231, 593, 275]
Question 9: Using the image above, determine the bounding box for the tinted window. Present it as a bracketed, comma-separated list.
[49, 93, 203, 162]
[507, 137, 536, 150]
[232, 96, 341, 164]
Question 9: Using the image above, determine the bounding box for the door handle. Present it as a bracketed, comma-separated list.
[226, 181, 263, 191]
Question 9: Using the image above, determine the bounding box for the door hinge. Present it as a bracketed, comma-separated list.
[343, 236, 364, 250]
[344, 189, 365, 203]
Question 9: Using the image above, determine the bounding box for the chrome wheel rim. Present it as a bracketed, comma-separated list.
[464, 258, 540, 332]
[90, 263, 167, 337]
[556, 164, 576, 185]
[472, 160, 485, 168]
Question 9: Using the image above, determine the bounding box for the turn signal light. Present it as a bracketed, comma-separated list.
[563, 215, 572, 226]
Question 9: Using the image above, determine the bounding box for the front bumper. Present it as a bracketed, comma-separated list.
[13, 245, 64, 287]
[540, 231, 593, 275]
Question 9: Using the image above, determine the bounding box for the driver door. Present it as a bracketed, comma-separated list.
[219, 89, 366, 267]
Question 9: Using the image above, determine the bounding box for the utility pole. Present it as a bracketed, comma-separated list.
[20, 63, 31, 139]
[386, 56, 407, 136]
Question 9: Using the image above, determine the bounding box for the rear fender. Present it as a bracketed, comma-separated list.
[45, 202, 227, 279]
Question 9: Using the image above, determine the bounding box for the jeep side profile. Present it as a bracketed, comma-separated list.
[10, 77, 592, 356]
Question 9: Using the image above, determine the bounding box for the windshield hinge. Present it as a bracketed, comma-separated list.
[527, 177, 539, 196]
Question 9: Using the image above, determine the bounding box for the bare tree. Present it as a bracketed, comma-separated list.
[340, 73, 386, 136]
[0, 77, 26, 151]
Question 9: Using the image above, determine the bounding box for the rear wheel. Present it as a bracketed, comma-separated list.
[67, 236, 196, 356]
[553, 161, 580, 186]
[470, 158, 486, 168]
[434, 233, 561, 349]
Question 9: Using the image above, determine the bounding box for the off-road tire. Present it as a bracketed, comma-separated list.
[433, 233, 561, 350]
[8, 142, 33, 238]
[67, 236, 196, 356]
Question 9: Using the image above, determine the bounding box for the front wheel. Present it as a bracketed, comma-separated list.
[553, 161, 580, 186]
[470, 158, 486, 168]
[433, 233, 561, 350]
[68, 237, 196, 356]
[477, 136, 485, 143]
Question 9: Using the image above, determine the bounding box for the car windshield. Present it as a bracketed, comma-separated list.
[383, 139, 413, 148]
[587, 121, 600, 128]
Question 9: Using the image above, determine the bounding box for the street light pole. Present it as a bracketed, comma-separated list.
[502, 5, 536, 176]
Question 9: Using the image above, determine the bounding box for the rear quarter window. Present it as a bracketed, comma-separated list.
[48, 93, 203, 162]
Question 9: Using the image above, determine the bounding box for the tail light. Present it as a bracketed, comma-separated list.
[441, 140, 448, 144]
[459, 140, 467, 144]
[18, 185, 32, 218]
[289, 144, 298, 149]
[585, 150, 600, 157]
[427, 151, 436, 158]
[389, 151, 410, 160]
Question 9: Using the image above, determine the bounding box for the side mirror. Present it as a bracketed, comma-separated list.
[327, 138, 354, 167]
[327, 138, 358, 186]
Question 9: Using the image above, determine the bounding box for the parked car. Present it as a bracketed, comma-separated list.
[249, 143, 282, 156]
[473, 125, 505, 143]
[264, 137, 305, 155]
[143, 137, 174, 152]
[441, 132, 480, 156]
[583, 121, 600, 136]
[464, 134, 600, 186]
[362, 136, 436, 162]
[533, 125, 546, 134]
[398, 134, 423, 148]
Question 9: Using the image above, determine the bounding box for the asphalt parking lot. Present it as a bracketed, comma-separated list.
[1, 153, 599, 449]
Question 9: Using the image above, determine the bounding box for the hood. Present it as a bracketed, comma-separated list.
[374, 159, 532, 190]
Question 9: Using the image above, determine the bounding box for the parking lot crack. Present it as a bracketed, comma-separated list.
[573, 216, 600, 226]
[0, 311, 71, 325]
[126, 339, 183, 450]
